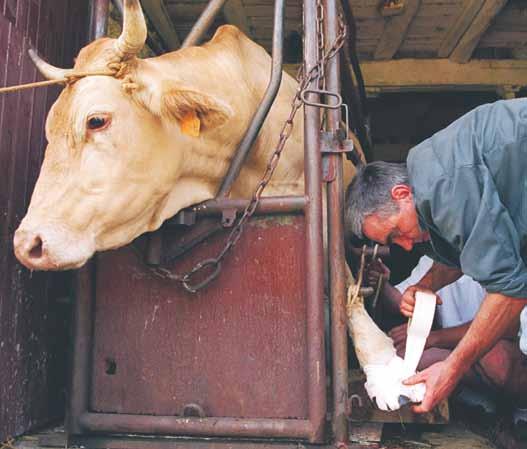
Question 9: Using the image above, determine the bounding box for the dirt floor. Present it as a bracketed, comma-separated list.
[4, 423, 503, 449]
[6, 402, 526, 449]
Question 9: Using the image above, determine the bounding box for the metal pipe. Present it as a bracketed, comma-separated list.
[216, 0, 285, 197]
[303, 0, 327, 443]
[339, 0, 372, 161]
[112, 0, 165, 55]
[67, 264, 95, 435]
[79, 413, 312, 439]
[323, 0, 348, 444]
[112, 0, 123, 15]
[89, 0, 110, 40]
[194, 196, 306, 217]
[182, 0, 228, 48]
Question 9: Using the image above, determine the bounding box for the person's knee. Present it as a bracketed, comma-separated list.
[418, 347, 451, 370]
[478, 340, 514, 389]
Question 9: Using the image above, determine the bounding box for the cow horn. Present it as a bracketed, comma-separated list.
[28, 49, 74, 80]
[115, 0, 147, 58]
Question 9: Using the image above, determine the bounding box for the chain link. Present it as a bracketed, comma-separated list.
[0, 438, 16, 449]
[150, 17, 347, 293]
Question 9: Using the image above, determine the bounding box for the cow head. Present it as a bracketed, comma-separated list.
[14, 0, 238, 270]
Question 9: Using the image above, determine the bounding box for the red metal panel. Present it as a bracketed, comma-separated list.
[91, 216, 309, 419]
[0, 0, 89, 442]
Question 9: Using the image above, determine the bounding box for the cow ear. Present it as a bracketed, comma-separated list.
[161, 88, 232, 131]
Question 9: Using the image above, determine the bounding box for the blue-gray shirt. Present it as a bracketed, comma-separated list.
[407, 98, 527, 298]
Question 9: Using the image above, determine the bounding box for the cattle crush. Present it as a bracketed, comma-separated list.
[2, 0, 372, 447]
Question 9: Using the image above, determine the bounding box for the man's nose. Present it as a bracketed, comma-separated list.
[393, 237, 413, 251]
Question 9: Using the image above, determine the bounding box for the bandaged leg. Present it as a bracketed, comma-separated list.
[346, 281, 434, 411]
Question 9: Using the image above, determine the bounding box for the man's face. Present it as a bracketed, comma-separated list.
[362, 184, 429, 251]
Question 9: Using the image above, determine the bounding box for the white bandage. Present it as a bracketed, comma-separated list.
[519, 306, 527, 355]
[362, 291, 436, 411]
[403, 291, 437, 374]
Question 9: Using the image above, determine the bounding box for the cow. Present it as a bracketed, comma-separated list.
[12, 0, 424, 412]
[15, 0, 349, 270]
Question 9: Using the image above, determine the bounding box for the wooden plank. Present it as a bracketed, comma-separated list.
[223, 0, 253, 38]
[480, 30, 527, 47]
[0, 0, 88, 441]
[449, 0, 507, 63]
[141, 0, 180, 50]
[438, 0, 485, 57]
[284, 58, 527, 92]
[373, 0, 421, 60]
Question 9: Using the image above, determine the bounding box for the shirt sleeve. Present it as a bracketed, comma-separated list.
[429, 166, 527, 299]
[395, 256, 433, 294]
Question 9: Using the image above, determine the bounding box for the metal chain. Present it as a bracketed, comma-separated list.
[151, 18, 347, 293]
[0, 438, 16, 449]
[316, 0, 326, 90]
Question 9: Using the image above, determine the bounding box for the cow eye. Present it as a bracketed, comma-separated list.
[87, 115, 110, 131]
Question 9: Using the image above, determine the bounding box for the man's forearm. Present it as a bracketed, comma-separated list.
[446, 293, 527, 373]
[381, 283, 403, 315]
[429, 323, 471, 350]
[415, 261, 463, 292]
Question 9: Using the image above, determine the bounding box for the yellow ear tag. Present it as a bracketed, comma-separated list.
[180, 110, 201, 137]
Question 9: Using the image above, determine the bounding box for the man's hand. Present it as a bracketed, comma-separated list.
[366, 259, 390, 288]
[403, 360, 463, 413]
[400, 285, 442, 318]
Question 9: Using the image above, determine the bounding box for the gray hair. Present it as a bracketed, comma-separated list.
[345, 161, 409, 239]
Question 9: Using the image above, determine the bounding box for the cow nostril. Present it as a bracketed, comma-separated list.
[28, 236, 43, 259]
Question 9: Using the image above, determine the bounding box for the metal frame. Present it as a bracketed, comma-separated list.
[68, 0, 350, 445]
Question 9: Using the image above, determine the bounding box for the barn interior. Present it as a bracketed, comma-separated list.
[1, 0, 527, 449]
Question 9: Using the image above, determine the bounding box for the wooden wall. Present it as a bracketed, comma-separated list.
[0, 0, 89, 442]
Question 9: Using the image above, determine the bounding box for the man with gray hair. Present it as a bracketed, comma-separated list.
[345, 98, 527, 414]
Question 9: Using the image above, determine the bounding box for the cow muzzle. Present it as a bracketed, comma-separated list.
[14, 223, 96, 271]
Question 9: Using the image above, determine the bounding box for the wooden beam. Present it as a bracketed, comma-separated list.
[223, 0, 253, 38]
[141, 0, 180, 50]
[449, 0, 507, 64]
[373, 0, 421, 60]
[437, 0, 486, 58]
[284, 59, 527, 93]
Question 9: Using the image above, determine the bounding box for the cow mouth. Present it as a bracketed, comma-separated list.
[13, 224, 96, 271]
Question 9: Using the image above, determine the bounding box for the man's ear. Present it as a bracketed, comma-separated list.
[391, 184, 412, 201]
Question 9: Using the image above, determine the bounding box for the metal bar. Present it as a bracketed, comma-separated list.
[67, 263, 95, 435]
[349, 245, 390, 259]
[339, 0, 372, 161]
[303, 0, 327, 443]
[89, 0, 110, 40]
[323, 0, 348, 445]
[193, 196, 306, 217]
[112, 0, 123, 15]
[216, 0, 285, 197]
[67, 436, 338, 449]
[79, 413, 312, 439]
[112, 0, 165, 55]
[182, 0, 228, 48]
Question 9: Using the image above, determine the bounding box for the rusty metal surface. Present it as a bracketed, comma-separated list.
[90, 216, 309, 420]
[216, 0, 285, 197]
[302, 0, 327, 443]
[79, 412, 312, 439]
[0, 0, 89, 442]
[323, 0, 349, 445]
[89, 0, 109, 40]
